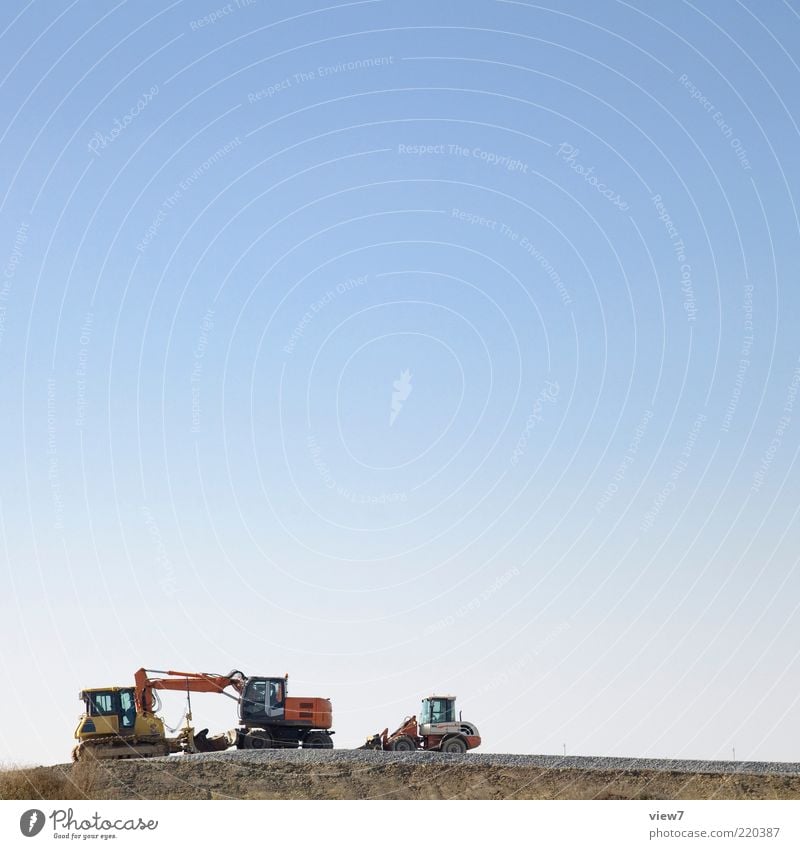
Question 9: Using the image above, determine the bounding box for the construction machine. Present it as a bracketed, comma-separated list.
[72, 668, 333, 761]
[232, 672, 333, 750]
[362, 694, 481, 754]
[72, 684, 173, 761]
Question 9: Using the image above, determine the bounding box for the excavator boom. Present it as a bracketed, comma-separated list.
[134, 668, 246, 713]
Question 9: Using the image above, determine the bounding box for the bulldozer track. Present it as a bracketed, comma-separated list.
[72, 739, 170, 762]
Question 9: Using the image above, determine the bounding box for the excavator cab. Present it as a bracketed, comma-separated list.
[239, 676, 287, 722]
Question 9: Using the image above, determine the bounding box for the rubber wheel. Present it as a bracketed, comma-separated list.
[303, 731, 333, 749]
[441, 736, 467, 754]
[243, 730, 273, 750]
[390, 735, 417, 752]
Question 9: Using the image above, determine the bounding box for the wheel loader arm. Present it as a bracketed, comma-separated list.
[386, 716, 418, 744]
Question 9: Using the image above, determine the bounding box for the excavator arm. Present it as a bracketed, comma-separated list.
[134, 668, 246, 714]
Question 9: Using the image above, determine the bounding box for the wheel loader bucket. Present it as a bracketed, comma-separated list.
[358, 733, 383, 750]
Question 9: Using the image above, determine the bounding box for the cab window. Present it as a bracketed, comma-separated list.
[243, 681, 266, 716]
[430, 699, 454, 724]
[89, 693, 115, 716]
[120, 690, 136, 727]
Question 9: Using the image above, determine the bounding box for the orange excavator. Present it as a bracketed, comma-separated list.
[72, 667, 334, 761]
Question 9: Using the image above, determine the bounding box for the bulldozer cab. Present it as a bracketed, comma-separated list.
[419, 696, 456, 727]
[239, 676, 286, 723]
[78, 687, 137, 738]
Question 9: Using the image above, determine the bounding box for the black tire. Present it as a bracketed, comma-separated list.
[390, 735, 417, 752]
[242, 730, 273, 750]
[303, 731, 334, 749]
[441, 736, 467, 754]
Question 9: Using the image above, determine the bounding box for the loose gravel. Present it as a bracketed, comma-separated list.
[155, 748, 800, 777]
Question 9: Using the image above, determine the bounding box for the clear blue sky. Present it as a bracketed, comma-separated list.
[1, 0, 800, 765]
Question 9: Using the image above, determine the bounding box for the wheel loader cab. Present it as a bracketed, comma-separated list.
[420, 696, 455, 727]
[418, 695, 462, 739]
[76, 687, 137, 739]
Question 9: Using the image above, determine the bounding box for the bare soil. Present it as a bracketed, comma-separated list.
[3, 756, 800, 800]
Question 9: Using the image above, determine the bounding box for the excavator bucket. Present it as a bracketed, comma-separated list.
[193, 728, 234, 753]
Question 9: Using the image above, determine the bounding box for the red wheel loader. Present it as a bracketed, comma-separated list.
[362, 694, 481, 753]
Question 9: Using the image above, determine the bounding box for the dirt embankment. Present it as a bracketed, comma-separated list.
[3, 755, 800, 800]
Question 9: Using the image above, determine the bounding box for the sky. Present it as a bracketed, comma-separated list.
[1, 0, 800, 766]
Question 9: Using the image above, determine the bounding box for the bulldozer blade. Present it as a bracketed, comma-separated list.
[358, 734, 383, 750]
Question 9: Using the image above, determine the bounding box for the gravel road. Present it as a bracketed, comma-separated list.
[176, 748, 800, 776]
